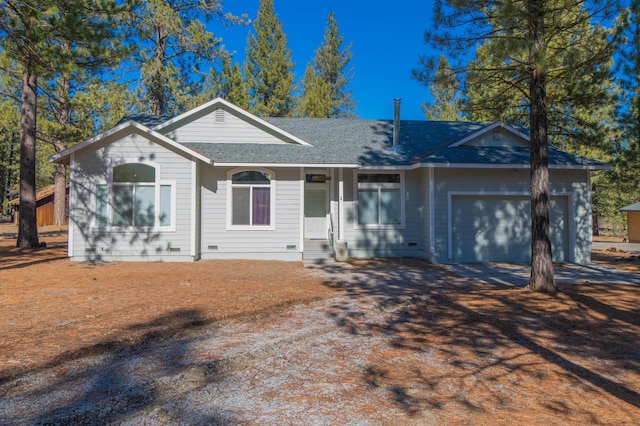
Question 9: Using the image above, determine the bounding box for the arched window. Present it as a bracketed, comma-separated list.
[95, 163, 173, 229]
[229, 169, 273, 227]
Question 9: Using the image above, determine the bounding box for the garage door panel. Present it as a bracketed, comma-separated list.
[549, 197, 569, 261]
[452, 197, 531, 262]
[451, 195, 569, 263]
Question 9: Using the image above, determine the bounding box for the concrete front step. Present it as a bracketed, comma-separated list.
[303, 239, 334, 262]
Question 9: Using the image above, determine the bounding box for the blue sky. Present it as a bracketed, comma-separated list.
[216, 0, 436, 120]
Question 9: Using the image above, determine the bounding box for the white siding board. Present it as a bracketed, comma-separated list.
[342, 168, 425, 258]
[168, 109, 289, 145]
[199, 166, 302, 260]
[68, 134, 195, 261]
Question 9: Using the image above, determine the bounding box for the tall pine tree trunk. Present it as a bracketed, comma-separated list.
[53, 76, 70, 226]
[17, 70, 40, 248]
[527, 0, 556, 293]
[151, 26, 167, 115]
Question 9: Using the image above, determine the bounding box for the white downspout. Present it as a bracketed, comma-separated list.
[339, 168, 344, 241]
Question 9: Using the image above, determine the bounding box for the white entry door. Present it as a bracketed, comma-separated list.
[305, 188, 327, 239]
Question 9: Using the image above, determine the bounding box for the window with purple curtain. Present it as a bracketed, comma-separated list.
[231, 170, 272, 226]
[252, 187, 270, 225]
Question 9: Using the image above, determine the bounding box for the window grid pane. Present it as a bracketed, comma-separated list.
[135, 185, 155, 227]
[380, 189, 401, 224]
[232, 171, 270, 184]
[112, 185, 134, 226]
[357, 174, 400, 184]
[113, 163, 155, 183]
[358, 189, 379, 225]
[232, 187, 251, 225]
[159, 185, 171, 226]
[252, 187, 270, 225]
[95, 185, 108, 227]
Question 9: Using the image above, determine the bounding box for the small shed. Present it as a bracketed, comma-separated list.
[620, 202, 640, 242]
[8, 184, 69, 226]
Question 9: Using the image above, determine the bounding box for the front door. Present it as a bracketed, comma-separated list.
[304, 187, 328, 239]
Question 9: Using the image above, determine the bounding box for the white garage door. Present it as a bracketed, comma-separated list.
[451, 195, 570, 262]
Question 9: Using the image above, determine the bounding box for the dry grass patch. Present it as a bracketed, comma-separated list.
[0, 227, 335, 379]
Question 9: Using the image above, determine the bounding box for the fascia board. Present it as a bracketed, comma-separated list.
[211, 162, 360, 168]
[417, 162, 612, 170]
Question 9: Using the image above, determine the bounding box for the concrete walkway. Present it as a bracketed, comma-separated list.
[445, 262, 640, 286]
[592, 241, 640, 253]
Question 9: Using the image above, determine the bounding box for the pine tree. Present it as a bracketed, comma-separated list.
[298, 63, 331, 118]
[462, 2, 618, 154]
[415, 0, 622, 292]
[614, 1, 640, 214]
[0, 54, 20, 214]
[0, 0, 120, 247]
[459, 1, 622, 239]
[306, 12, 355, 118]
[125, 0, 246, 116]
[215, 56, 250, 109]
[244, 0, 295, 117]
[421, 55, 463, 121]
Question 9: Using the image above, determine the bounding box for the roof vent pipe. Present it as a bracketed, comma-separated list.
[393, 98, 401, 146]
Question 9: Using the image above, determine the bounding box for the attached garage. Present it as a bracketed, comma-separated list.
[450, 194, 571, 263]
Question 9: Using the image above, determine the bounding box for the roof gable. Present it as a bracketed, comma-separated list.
[49, 120, 211, 165]
[448, 123, 529, 148]
[153, 98, 312, 146]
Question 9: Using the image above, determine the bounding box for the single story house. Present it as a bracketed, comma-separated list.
[8, 184, 69, 226]
[620, 202, 640, 243]
[50, 98, 607, 263]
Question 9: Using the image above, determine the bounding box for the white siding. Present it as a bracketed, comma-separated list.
[69, 133, 195, 261]
[342, 168, 427, 258]
[166, 108, 289, 145]
[422, 168, 434, 260]
[431, 168, 591, 263]
[199, 165, 302, 260]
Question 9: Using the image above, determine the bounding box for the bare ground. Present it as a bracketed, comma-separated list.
[1, 224, 639, 424]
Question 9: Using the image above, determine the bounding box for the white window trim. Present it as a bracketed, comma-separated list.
[226, 167, 276, 231]
[91, 160, 176, 232]
[353, 170, 406, 229]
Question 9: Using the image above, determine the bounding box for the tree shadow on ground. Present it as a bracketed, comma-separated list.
[322, 259, 640, 421]
[0, 310, 229, 425]
[0, 246, 68, 270]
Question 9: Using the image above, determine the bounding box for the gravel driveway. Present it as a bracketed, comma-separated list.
[2, 259, 639, 425]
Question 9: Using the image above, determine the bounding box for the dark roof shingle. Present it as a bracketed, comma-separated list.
[120, 114, 607, 168]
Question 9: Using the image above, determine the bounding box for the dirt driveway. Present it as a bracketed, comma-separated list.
[1, 227, 639, 424]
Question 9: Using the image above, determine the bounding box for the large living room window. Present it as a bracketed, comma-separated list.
[356, 172, 404, 228]
[228, 168, 275, 229]
[95, 163, 173, 229]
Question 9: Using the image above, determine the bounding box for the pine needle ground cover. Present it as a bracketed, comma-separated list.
[0, 225, 638, 424]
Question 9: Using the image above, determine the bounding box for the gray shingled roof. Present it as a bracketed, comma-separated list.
[117, 114, 174, 128]
[422, 145, 607, 167]
[120, 114, 607, 168]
